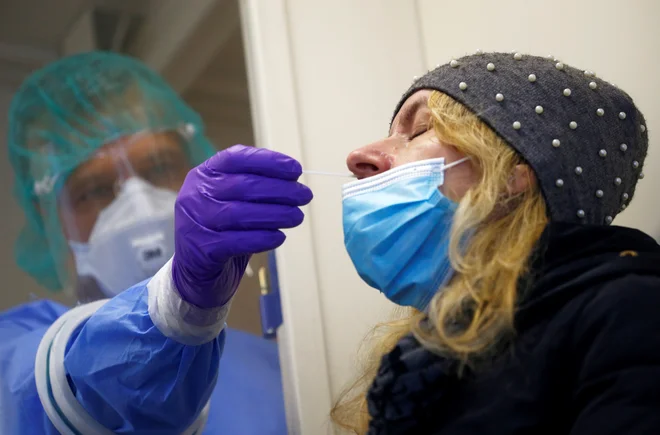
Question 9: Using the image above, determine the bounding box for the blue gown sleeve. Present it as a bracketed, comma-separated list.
[64, 288, 224, 433]
[62, 259, 228, 434]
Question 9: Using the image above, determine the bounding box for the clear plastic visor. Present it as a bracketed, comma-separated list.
[31, 130, 193, 300]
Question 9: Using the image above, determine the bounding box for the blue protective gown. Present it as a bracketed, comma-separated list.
[0, 281, 287, 434]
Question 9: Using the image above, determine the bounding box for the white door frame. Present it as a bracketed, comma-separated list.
[239, 1, 334, 434]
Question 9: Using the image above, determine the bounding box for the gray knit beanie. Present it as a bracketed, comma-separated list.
[393, 52, 649, 225]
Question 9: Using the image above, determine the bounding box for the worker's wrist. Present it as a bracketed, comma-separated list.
[171, 257, 239, 309]
[147, 258, 231, 345]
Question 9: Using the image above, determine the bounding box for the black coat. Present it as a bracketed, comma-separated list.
[367, 223, 660, 434]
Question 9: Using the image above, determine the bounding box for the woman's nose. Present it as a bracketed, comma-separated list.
[346, 144, 393, 179]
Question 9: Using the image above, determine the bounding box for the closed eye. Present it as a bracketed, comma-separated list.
[411, 129, 427, 140]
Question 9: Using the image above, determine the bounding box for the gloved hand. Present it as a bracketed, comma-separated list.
[171, 145, 313, 309]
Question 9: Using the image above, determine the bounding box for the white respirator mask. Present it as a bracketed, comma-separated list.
[68, 178, 177, 297]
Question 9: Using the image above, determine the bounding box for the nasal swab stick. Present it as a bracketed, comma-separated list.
[303, 170, 355, 178]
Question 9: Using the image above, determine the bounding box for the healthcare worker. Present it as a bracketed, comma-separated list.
[331, 53, 660, 434]
[0, 52, 312, 434]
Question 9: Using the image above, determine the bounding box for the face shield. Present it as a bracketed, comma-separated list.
[60, 131, 194, 299]
[8, 52, 216, 299]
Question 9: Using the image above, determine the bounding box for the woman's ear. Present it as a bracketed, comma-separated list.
[507, 164, 536, 195]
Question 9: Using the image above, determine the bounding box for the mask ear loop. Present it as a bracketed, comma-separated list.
[437, 156, 471, 189]
[442, 156, 471, 171]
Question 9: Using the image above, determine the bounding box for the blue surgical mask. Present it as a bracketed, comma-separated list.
[342, 157, 468, 310]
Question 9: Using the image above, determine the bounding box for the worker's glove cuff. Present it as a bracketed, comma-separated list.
[148, 258, 231, 345]
[171, 255, 247, 309]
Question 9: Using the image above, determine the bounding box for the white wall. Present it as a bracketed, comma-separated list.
[284, 0, 426, 393]
[242, 0, 660, 433]
[418, 0, 660, 239]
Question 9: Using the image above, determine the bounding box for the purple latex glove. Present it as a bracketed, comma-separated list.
[172, 145, 313, 309]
